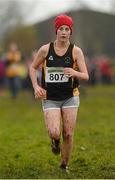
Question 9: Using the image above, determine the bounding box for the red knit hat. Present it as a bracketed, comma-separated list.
[54, 14, 73, 34]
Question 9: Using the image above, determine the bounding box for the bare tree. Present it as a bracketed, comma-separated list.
[0, 0, 27, 42]
[70, 0, 91, 10]
[111, 0, 115, 14]
[0, 0, 23, 43]
[0, 0, 39, 45]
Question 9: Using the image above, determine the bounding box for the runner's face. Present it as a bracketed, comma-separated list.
[56, 25, 71, 42]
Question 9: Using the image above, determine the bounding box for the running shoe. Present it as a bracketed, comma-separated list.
[60, 163, 69, 173]
[51, 139, 60, 155]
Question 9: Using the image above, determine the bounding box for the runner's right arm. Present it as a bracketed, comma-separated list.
[29, 44, 49, 99]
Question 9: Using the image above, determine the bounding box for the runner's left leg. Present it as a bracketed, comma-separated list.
[61, 108, 78, 166]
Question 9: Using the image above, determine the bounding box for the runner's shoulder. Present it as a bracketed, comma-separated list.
[40, 43, 50, 58]
[73, 45, 83, 53]
[73, 45, 84, 58]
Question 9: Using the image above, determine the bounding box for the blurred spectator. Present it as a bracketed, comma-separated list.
[23, 50, 42, 90]
[5, 42, 21, 98]
[22, 51, 36, 90]
[99, 55, 112, 84]
[0, 56, 6, 96]
[88, 58, 97, 86]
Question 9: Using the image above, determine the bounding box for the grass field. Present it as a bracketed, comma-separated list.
[0, 85, 115, 179]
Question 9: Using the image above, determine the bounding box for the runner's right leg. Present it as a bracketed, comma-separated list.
[44, 109, 61, 154]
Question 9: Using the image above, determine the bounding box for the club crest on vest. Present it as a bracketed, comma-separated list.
[65, 57, 71, 66]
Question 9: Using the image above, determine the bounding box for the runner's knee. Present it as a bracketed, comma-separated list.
[63, 132, 73, 141]
[49, 128, 60, 140]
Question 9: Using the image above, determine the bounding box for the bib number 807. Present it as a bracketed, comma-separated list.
[49, 73, 64, 81]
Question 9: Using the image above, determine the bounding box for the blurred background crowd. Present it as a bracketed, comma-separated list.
[0, 42, 114, 99]
[0, 43, 40, 98]
[0, 0, 115, 99]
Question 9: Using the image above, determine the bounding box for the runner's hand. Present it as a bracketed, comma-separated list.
[64, 68, 76, 77]
[34, 85, 46, 99]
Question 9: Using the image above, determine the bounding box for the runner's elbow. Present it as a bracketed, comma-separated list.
[85, 74, 89, 81]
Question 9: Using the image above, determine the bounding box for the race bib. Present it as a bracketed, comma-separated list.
[46, 67, 69, 83]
